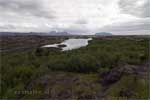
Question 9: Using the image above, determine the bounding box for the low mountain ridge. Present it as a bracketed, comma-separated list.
[0, 31, 71, 36]
[95, 32, 112, 36]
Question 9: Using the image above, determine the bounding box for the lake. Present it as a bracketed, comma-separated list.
[42, 38, 92, 51]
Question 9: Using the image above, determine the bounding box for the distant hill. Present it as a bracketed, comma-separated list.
[49, 31, 70, 36]
[0, 32, 35, 36]
[0, 31, 71, 36]
[95, 32, 112, 36]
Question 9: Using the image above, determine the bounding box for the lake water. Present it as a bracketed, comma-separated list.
[42, 38, 92, 51]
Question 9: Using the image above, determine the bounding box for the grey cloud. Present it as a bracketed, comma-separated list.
[0, 0, 55, 19]
[63, 28, 89, 34]
[75, 19, 88, 25]
[0, 24, 16, 30]
[99, 19, 150, 34]
[0, 0, 149, 35]
[50, 25, 90, 34]
[0, 23, 45, 32]
[119, 0, 150, 18]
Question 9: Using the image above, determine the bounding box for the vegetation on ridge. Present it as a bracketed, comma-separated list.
[0, 36, 149, 99]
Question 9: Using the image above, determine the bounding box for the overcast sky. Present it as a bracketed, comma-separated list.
[0, 0, 149, 35]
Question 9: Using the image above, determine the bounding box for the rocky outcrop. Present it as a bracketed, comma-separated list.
[99, 62, 149, 87]
[100, 69, 123, 86]
[99, 62, 149, 98]
[119, 89, 135, 97]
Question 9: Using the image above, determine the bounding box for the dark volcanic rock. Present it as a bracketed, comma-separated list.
[119, 89, 135, 97]
[100, 68, 124, 86]
[57, 90, 72, 99]
[26, 75, 52, 90]
[78, 94, 96, 100]
[99, 64, 142, 86]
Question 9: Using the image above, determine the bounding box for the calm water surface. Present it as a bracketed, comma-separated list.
[42, 38, 92, 51]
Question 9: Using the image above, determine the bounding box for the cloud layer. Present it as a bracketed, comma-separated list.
[0, 0, 149, 35]
[99, 18, 150, 35]
[0, 0, 55, 18]
[119, 0, 150, 18]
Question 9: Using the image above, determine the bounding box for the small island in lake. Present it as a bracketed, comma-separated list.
[58, 44, 67, 48]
